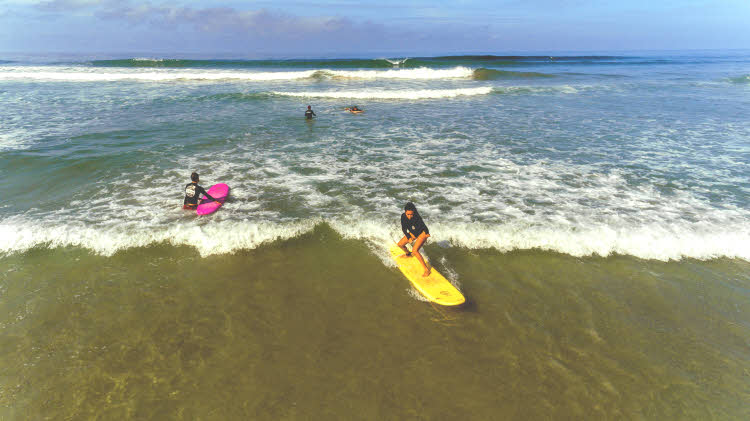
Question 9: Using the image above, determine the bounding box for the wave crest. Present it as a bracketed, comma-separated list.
[272, 87, 493, 100]
[2, 218, 748, 261]
[0, 66, 473, 82]
[473, 68, 554, 80]
[728, 74, 750, 84]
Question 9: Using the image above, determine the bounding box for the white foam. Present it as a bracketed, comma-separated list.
[0, 129, 34, 151]
[273, 87, 493, 99]
[0, 216, 317, 257]
[0, 67, 317, 82]
[384, 58, 409, 67]
[495, 85, 581, 94]
[0, 66, 474, 82]
[2, 210, 747, 261]
[326, 66, 473, 79]
[2, 127, 748, 262]
[439, 256, 462, 292]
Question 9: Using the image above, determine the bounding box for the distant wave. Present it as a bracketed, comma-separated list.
[0, 68, 317, 82]
[322, 67, 473, 79]
[202, 85, 578, 101]
[0, 66, 473, 82]
[493, 85, 580, 94]
[200, 92, 273, 102]
[383, 58, 409, 67]
[91, 58, 405, 69]
[61, 55, 639, 70]
[15, 54, 720, 70]
[433, 54, 624, 61]
[473, 68, 554, 80]
[272, 87, 493, 99]
[728, 74, 750, 84]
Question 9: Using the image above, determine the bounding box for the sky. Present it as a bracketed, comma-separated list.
[1, 0, 749, 55]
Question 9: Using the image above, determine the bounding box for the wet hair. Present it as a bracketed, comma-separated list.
[404, 202, 417, 212]
[191, 172, 199, 182]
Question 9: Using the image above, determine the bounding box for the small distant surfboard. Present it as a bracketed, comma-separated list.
[196, 183, 229, 215]
[389, 244, 465, 306]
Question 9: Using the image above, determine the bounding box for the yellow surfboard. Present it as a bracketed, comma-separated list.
[389, 244, 465, 306]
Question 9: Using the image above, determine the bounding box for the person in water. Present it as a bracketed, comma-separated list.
[397, 202, 431, 276]
[345, 106, 362, 113]
[183, 172, 219, 209]
[305, 105, 316, 120]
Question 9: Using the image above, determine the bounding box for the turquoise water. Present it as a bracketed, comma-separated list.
[1, 52, 749, 419]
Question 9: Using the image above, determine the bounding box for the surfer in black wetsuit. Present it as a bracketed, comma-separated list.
[397, 202, 431, 276]
[305, 105, 316, 119]
[183, 172, 218, 209]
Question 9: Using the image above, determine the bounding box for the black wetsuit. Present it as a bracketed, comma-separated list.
[184, 182, 216, 208]
[305, 109, 316, 119]
[401, 212, 430, 238]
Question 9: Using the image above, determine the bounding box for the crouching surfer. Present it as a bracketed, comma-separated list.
[397, 202, 431, 277]
[183, 172, 219, 210]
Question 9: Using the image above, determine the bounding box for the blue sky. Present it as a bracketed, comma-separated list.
[1, 0, 749, 55]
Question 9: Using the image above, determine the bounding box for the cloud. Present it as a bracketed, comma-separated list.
[90, 3, 387, 44]
[34, 0, 107, 12]
[11, 1, 505, 53]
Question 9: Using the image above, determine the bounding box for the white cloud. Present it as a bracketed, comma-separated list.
[93, 3, 383, 40]
[34, 0, 107, 11]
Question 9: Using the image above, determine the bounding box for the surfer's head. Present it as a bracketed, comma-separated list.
[191, 172, 199, 182]
[404, 202, 416, 219]
[307, 105, 311, 109]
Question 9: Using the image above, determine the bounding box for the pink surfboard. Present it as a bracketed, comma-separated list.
[196, 183, 229, 215]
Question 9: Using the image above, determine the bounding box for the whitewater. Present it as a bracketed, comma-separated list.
[0, 53, 748, 262]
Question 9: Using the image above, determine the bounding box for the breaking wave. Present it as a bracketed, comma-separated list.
[0, 66, 474, 82]
[2, 218, 748, 261]
[272, 87, 493, 100]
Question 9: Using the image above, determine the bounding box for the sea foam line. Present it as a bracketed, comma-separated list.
[2, 217, 748, 261]
[273, 87, 493, 99]
[0, 69, 317, 82]
[0, 66, 474, 82]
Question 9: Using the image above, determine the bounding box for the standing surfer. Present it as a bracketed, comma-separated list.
[397, 202, 431, 276]
[183, 172, 218, 209]
[305, 105, 316, 120]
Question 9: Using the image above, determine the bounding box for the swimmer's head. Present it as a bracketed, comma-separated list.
[191, 172, 199, 182]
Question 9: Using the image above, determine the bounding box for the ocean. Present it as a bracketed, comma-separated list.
[1, 51, 749, 419]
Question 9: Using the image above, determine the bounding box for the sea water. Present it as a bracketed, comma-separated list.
[1, 52, 749, 419]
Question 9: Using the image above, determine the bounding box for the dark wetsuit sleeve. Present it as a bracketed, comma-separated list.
[401, 213, 410, 237]
[197, 186, 217, 202]
[412, 213, 429, 236]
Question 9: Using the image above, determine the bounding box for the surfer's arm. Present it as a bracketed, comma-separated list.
[197, 186, 218, 202]
[400, 214, 410, 238]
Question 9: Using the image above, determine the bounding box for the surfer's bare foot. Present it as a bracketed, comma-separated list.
[399, 252, 412, 258]
[422, 267, 431, 277]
